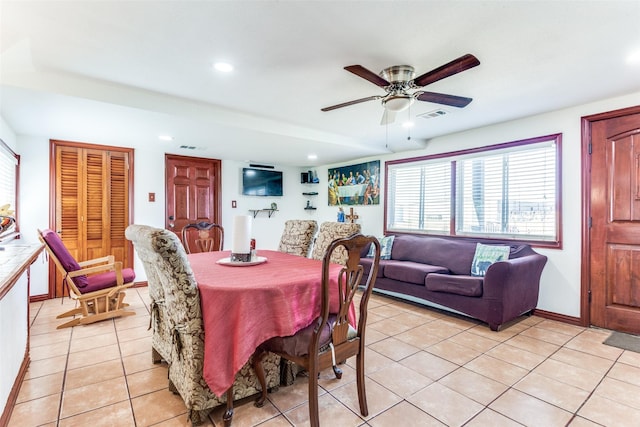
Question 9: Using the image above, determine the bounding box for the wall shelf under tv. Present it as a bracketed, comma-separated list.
[249, 209, 278, 218]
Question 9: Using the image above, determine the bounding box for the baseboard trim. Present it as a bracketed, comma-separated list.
[28, 294, 49, 303]
[532, 308, 585, 327]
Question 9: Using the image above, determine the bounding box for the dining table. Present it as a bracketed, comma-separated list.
[188, 249, 356, 397]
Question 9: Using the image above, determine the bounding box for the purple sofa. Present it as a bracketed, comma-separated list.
[361, 234, 547, 331]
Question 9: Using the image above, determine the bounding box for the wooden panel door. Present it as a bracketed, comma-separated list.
[51, 141, 133, 297]
[165, 154, 221, 248]
[589, 109, 640, 333]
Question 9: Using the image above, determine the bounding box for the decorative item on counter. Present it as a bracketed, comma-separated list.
[337, 207, 345, 223]
[0, 203, 16, 234]
[271, 202, 278, 210]
[231, 215, 252, 262]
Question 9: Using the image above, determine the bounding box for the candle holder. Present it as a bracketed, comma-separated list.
[230, 252, 251, 262]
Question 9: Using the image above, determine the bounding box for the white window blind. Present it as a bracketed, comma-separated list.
[0, 140, 18, 215]
[455, 141, 557, 241]
[387, 160, 451, 234]
[385, 134, 561, 245]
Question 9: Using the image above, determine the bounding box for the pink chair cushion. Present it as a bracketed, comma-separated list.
[42, 229, 135, 291]
[82, 268, 136, 294]
[41, 229, 89, 288]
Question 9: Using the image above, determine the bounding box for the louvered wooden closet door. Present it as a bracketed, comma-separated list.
[52, 142, 132, 297]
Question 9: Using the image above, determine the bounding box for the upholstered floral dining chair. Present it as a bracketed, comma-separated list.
[126, 224, 281, 426]
[277, 219, 318, 257]
[310, 221, 361, 264]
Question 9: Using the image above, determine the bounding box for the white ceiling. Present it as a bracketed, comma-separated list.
[1, 1, 639, 167]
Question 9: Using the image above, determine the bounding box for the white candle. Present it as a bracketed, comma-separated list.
[232, 215, 252, 254]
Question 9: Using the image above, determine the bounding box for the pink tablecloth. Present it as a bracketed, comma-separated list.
[189, 250, 355, 396]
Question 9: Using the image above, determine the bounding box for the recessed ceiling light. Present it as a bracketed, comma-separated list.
[158, 135, 174, 141]
[214, 62, 234, 72]
[627, 49, 640, 64]
[307, 154, 317, 160]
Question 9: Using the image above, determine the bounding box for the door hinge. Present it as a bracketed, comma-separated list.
[588, 290, 592, 303]
[588, 217, 592, 228]
[588, 143, 592, 154]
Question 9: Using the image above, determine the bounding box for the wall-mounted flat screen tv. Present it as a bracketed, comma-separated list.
[242, 168, 283, 196]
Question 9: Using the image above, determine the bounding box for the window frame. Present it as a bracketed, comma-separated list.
[0, 138, 20, 243]
[385, 133, 562, 249]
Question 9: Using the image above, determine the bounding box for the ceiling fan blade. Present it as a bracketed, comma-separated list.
[413, 54, 480, 88]
[321, 96, 381, 112]
[344, 65, 390, 87]
[415, 91, 473, 108]
[380, 109, 396, 125]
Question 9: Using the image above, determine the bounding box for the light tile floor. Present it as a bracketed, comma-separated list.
[9, 287, 640, 426]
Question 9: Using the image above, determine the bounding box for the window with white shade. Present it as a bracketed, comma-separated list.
[386, 134, 561, 247]
[0, 139, 19, 241]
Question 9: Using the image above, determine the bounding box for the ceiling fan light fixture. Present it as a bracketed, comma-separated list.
[384, 95, 414, 112]
[213, 62, 233, 72]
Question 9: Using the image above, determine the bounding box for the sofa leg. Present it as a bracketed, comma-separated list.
[489, 323, 501, 332]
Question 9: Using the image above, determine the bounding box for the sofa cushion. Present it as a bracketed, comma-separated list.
[470, 243, 510, 277]
[383, 260, 449, 285]
[390, 235, 477, 275]
[360, 257, 385, 278]
[425, 273, 484, 297]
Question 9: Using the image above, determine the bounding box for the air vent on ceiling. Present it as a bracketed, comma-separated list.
[418, 109, 449, 120]
[179, 145, 206, 150]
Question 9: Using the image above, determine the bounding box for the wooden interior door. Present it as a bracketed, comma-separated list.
[51, 141, 133, 297]
[588, 107, 640, 333]
[165, 154, 221, 248]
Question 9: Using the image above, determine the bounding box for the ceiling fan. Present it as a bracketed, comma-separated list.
[322, 54, 480, 125]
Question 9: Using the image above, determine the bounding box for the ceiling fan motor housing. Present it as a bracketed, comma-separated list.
[379, 65, 415, 84]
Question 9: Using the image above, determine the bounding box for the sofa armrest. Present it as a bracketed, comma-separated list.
[482, 253, 547, 322]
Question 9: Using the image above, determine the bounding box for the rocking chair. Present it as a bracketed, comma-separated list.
[38, 229, 136, 329]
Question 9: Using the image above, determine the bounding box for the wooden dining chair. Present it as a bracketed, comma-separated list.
[38, 229, 136, 329]
[181, 221, 224, 253]
[254, 233, 381, 427]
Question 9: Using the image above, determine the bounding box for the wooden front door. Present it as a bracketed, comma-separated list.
[165, 154, 221, 248]
[587, 106, 640, 333]
[51, 140, 134, 297]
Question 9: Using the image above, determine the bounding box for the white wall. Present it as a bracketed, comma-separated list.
[0, 116, 17, 149]
[5, 90, 640, 318]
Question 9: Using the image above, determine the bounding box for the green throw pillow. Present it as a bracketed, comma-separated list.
[470, 243, 510, 277]
[367, 235, 395, 260]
